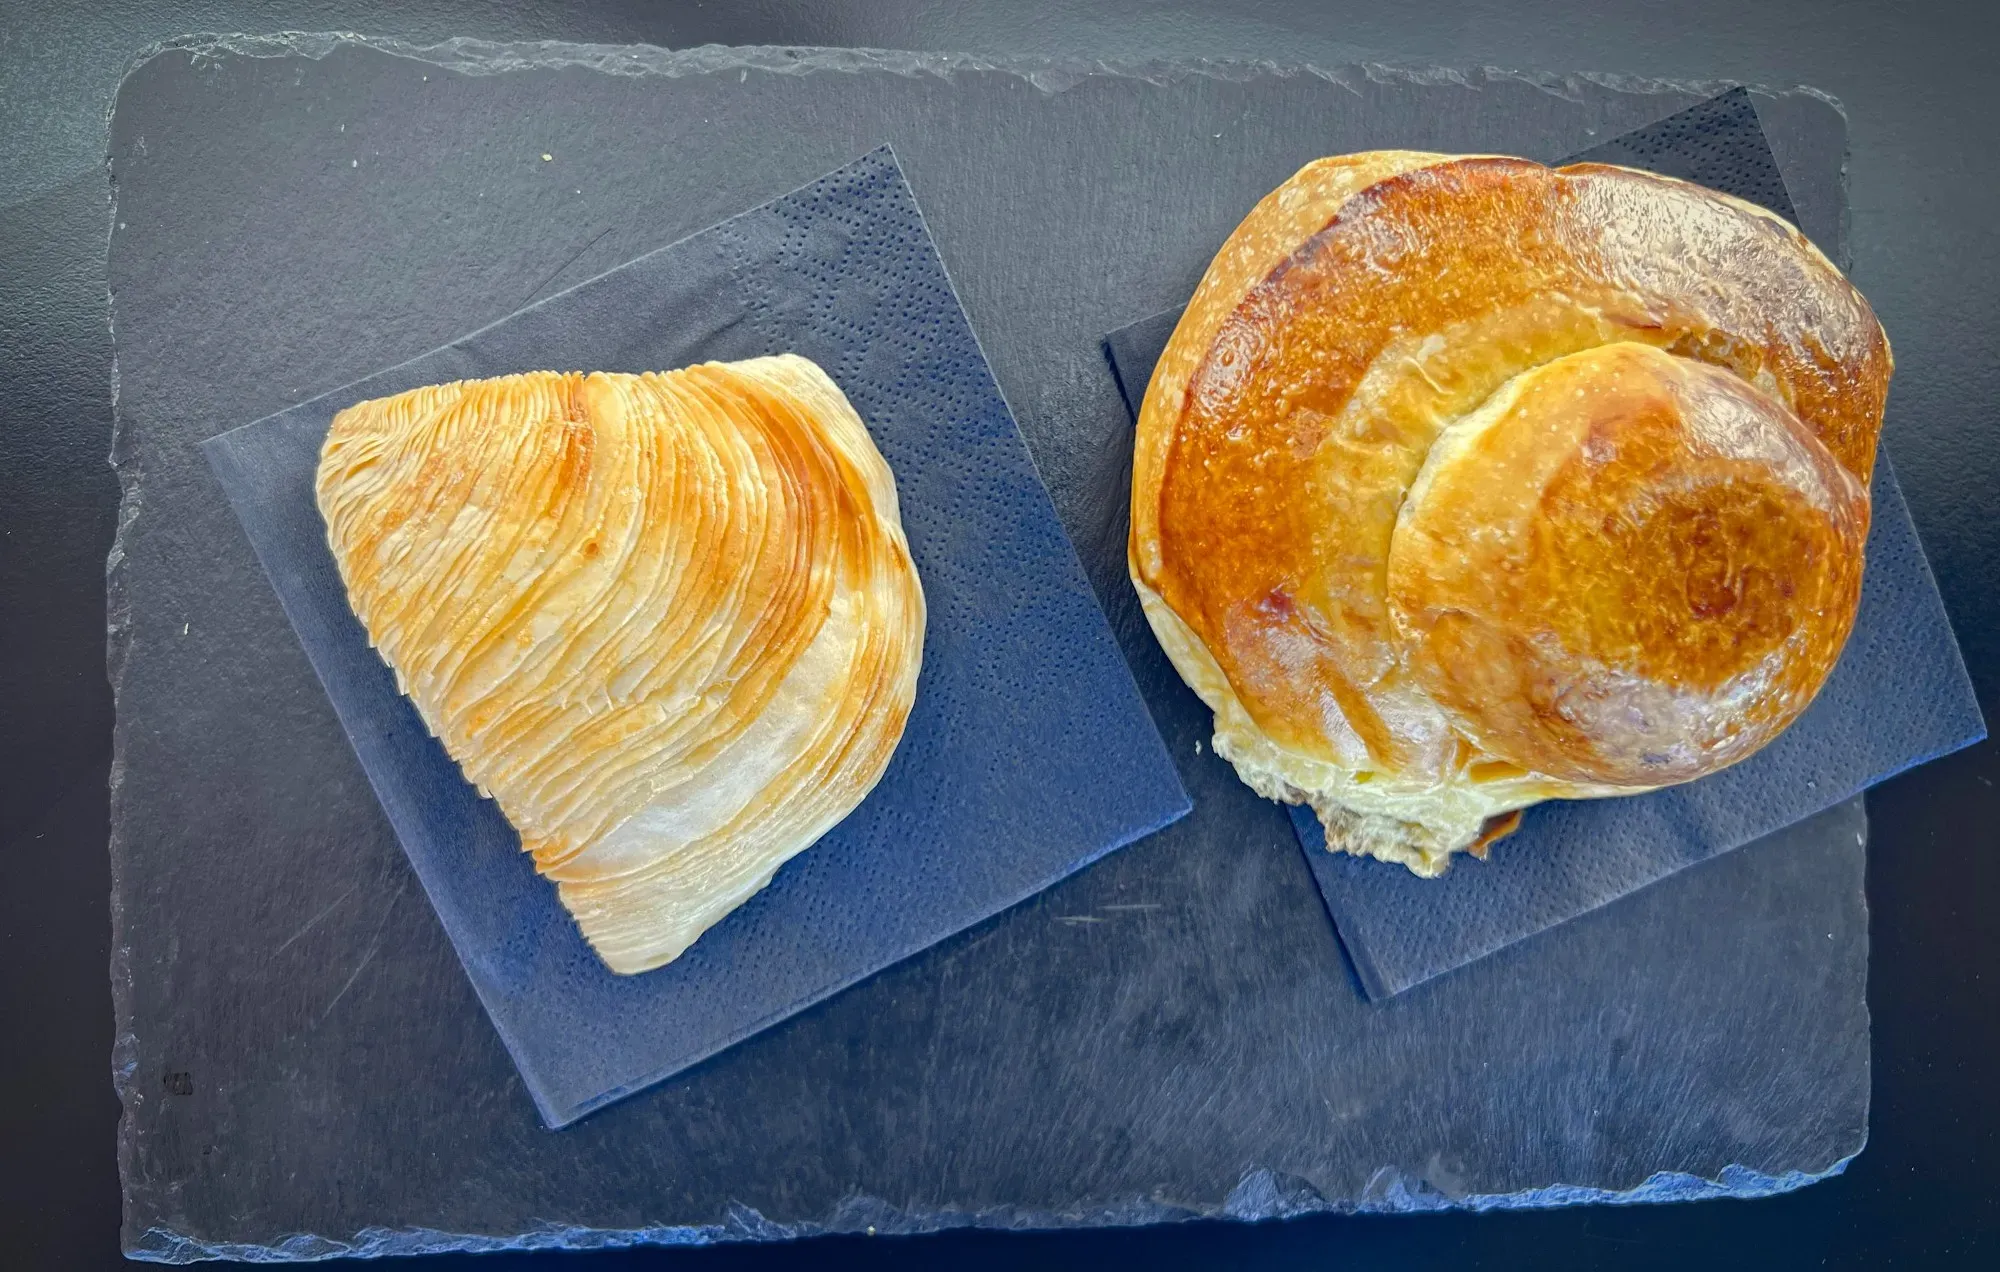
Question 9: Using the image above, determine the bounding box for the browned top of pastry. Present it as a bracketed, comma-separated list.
[1131, 154, 1888, 789]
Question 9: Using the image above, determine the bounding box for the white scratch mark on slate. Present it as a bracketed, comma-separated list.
[273, 881, 359, 956]
[317, 876, 409, 1024]
[319, 935, 383, 1023]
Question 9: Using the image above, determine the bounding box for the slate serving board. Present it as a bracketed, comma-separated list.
[1101, 89, 1982, 1000]
[109, 38, 1875, 1259]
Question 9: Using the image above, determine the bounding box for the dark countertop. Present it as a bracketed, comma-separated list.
[3, 2, 1995, 1268]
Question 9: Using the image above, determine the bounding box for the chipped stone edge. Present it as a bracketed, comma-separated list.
[102, 40, 142, 1254]
[126, 1155, 1856, 1263]
[101, 32, 1854, 1261]
[107, 29, 1847, 114]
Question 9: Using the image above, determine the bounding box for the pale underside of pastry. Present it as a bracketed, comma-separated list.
[318, 355, 925, 973]
[1131, 153, 1889, 876]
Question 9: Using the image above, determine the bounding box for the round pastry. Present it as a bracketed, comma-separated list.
[1129, 153, 1889, 876]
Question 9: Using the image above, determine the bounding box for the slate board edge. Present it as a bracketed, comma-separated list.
[97, 41, 1861, 1260]
[127, 1154, 1853, 1262]
[112, 31, 1842, 126]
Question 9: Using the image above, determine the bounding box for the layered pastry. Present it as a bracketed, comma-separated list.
[1130, 153, 1889, 876]
[318, 355, 926, 971]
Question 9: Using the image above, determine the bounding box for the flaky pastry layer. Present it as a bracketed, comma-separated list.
[319, 356, 925, 970]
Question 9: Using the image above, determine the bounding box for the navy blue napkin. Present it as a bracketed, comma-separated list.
[205, 147, 1191, 1126]
[1103, 94, 1983, 999]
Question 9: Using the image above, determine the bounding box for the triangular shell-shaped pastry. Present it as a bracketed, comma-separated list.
[318, 355, 925, 973]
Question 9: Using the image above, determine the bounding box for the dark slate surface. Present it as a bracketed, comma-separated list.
[202, 148, 1191, 1128]
[1100, 92, 1983, 999]
[107, 39, 1872, 1259]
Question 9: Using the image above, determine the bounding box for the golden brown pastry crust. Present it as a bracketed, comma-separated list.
[1130, 153, 1890, 874]
[318, 356, 925, 972]
[1389, 342, 1867, 786]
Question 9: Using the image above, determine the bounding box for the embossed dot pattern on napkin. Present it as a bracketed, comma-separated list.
[1103, 92, 1984, 1000]
[205, 147, 1192, 1126]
